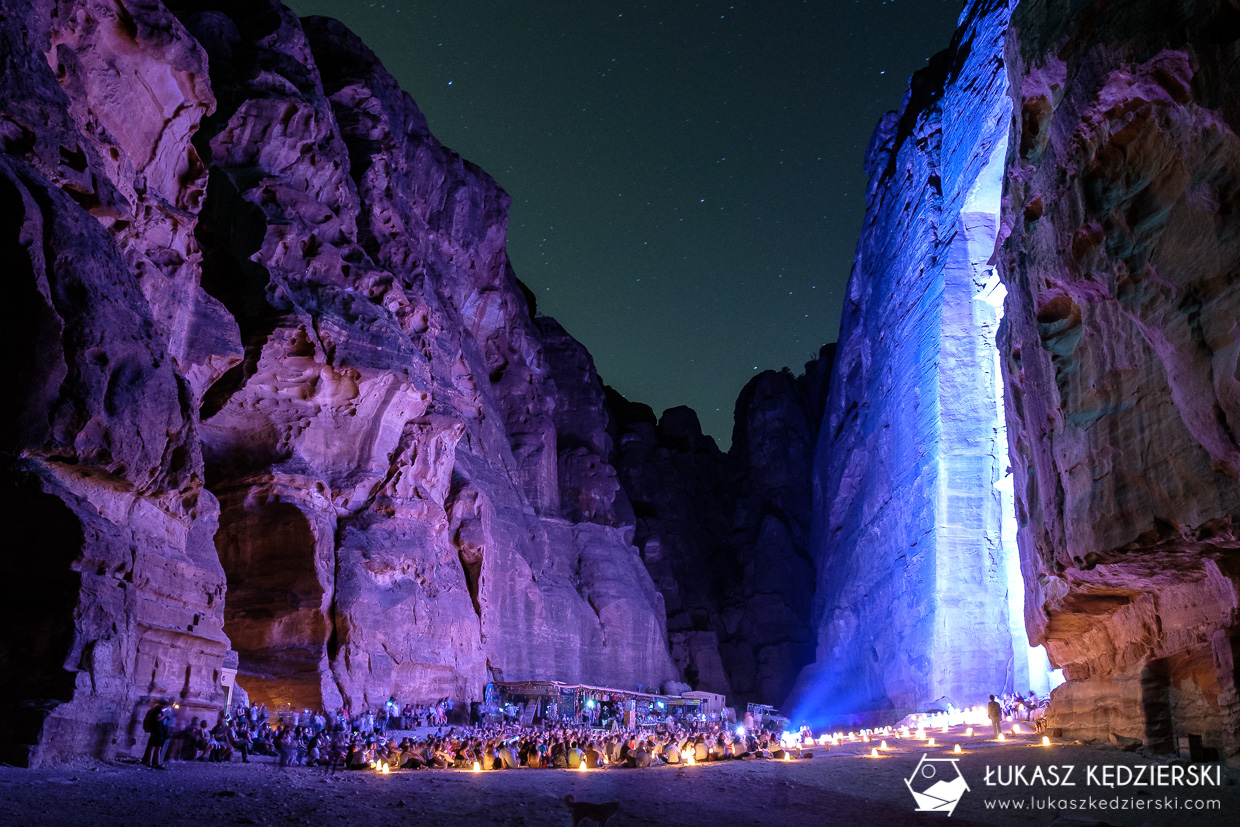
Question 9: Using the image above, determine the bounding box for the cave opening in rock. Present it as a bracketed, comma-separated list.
[0, 490, 84, 761]
[213, 497, 333, 711]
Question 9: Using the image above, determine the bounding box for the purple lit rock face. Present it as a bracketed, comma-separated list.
[0, 0, 674, 764]
[1002, 0, 1240, 763]
[186, 2, 677, 709]
[0, 0, 230, 766]
[608, 349, 832, 709]
[786, 0, 1022, 725]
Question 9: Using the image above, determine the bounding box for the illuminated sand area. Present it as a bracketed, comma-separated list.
[2, 727, 1236, 827]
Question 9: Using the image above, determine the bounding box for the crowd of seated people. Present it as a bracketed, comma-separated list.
[153, 700, 793, 771]
[321, 722, 798, 771]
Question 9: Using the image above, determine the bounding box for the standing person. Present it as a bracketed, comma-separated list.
[153, 701, 177, 768]
[325, 729, 348, 774]
[141, 701, 164, 767]
[987, 694, 1003, 737]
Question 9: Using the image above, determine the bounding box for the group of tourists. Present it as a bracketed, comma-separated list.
[986, 690, 1047, 736]
[332, 722, 795, 772]
[233, 698, 454, 733]
[140, 696, 455, 769]
[997, 690, 1046, 721]
[140, 696, 787, 772]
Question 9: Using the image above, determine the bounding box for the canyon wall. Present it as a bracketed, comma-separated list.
[786, 0, 1023, 725]
[0, 0, 233, 767]
[0, 0, 675, 765]
[788, 0, 1240, 762]
[16, 0, 1239, 772]
[609, 348, 832, 709]
[1002, 0, 1240, 763]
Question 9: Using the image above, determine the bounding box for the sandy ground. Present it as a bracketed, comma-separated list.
[1, 729, 1237, 827]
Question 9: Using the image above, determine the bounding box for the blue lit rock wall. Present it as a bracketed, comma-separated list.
[787, 0, 1019, 724]
[1001, 0, 1240, 763]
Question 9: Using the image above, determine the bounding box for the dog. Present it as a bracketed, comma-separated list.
[562, 793, 621, 826]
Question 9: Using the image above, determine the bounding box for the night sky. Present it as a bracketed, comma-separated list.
[285, 0, 964, 444]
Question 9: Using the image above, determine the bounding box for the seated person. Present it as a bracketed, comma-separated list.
[661, 740, 680, 764]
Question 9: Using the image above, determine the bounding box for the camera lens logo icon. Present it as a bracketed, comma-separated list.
[905, 755, 970, 816]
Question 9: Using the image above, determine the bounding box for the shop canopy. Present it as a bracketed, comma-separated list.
[497, 681, 694, 705]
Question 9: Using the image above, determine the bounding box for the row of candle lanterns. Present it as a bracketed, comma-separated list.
[401, 718, 1060, 774]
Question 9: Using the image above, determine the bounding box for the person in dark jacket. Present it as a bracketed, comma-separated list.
[987, 694, 1003, 737]
[143, 701, 175, 769]
[141, 701, 164, 767]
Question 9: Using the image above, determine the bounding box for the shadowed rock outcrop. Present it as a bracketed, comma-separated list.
[0, 0, 231, 767]
[609, 347, 833, 709]
[1002, 0, 1240, 764]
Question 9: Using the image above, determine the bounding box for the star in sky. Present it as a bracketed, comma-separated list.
[286, 0, 963, 444]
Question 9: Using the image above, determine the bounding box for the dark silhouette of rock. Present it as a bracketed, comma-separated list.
[609, 346, 833, 709]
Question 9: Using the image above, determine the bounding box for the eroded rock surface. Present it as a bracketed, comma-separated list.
[1002, 0, 1240, 763]
[0, 0, 230, 766]
[184, 0, 677, 710]
[1, 0, 675, 764]
[786, 0, 1022, 725]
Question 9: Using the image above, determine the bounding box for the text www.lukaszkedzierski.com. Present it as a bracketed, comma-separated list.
[983, 795, 1221, 811]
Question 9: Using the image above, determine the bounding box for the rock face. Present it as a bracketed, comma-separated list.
[609, 347, 833, 709]
[1002, 0, 1240, 763]
[0, 0, 231, 767]
[0, 0, 675, 764]
[786, 0, 1028, 727]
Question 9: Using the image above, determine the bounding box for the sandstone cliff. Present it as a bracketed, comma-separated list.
[1002, 0, 1240, 763]
[786, 0, 1024, 726]
[787, 0, 1240, 764]
[0, 0, 675, 765]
